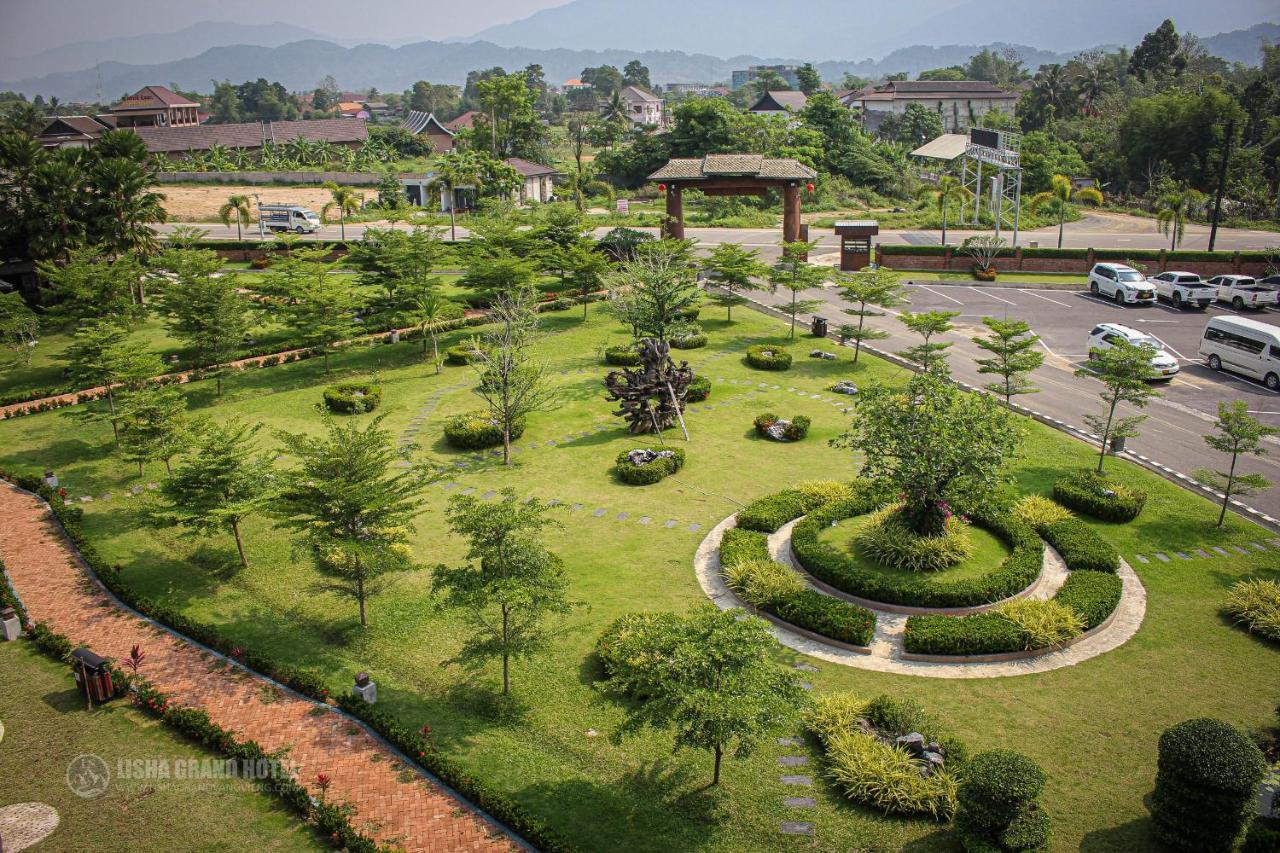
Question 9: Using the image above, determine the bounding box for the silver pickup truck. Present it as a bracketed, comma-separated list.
[1149, 270, 1215, 309]
[1212, 275, 1279, 311]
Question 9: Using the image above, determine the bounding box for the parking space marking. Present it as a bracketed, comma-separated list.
[969, 287, 1016, 305]
[919, 285, 965, 305]
[1019, 289, 1071, 307]
[1081, 293, 1126, 309]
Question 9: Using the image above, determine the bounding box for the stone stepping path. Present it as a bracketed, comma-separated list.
[1132, 540, 1277, 565]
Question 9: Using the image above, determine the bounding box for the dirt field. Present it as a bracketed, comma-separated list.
[158, 184, 370, 222]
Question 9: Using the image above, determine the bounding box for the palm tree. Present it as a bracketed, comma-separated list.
[1155, 189, 1207, 251]
[218, 194, 252, 240]
[918, 176, 973, 246]
[1029, 174, 1104, 248]
[601, 90, 627, 125]
[321, 182, 362, 240]
[426, 153, 481, 241]
[1030, 64, 1073, 125]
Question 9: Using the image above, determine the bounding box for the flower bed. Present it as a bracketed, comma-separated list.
[322, 382, 382, 414]
[745, 344, 792, 371]
[1052, 469, 1146, 522]
[443, 412, 525, 450]
[603, 345, 641, 366]
[753, 412, 810, 442]
[613, 447, 685, 485]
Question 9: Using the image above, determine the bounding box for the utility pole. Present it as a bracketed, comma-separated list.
[1208, 119, 1234, 252]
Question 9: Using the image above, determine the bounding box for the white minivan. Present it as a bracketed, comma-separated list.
[1200, 315, 1280, 390]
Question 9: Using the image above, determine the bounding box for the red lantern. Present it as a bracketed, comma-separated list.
[658, 183, 667, 193]
[806, 182, 815, 193]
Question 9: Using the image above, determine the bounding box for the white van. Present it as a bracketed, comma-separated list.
[1200, 315, 1280, 390]
[259, 203, 322, 234]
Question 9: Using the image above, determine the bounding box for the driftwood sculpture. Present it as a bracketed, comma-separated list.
[604, 338, 694, 435]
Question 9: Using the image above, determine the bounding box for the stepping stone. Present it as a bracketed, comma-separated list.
[146, 483, 159, 490]
[1229, 545, 1250, 555]
[1154, 553, 1170, 562]
[1195, 549, 1212, 559]
[441, 482, 458, 490]
[1174, 552, 1190, 560]
[616, 512, 629, 521]
[664, 520, 678, 528]
[547, 499, 561, 507]
[1212, 546, 1230, 556]
[521, 496, 536, 504]
[780, 776, 813, 786]
[777, 737, 801, 746]
[794, 663, 818, 672]
[592, 508, 608, 517]
[546, 440, 557, 446]
[783, 797, 816, 808]
[1249, 542, 1268, 552]
[638, 516, 651, 525]
[780, 822, 814, 836]
[797, 681, 812, 691]
[771, 385, 780, 390]
[481, 490, 496, 500]
[100, 493, 111, 501]
[569, 503, 583, 512]
[131, 485, 143, 495]
[688, 523, 701, 532]
[79, 496, 93, 502]
[778, 756, 808, 767]
[460, 487, 476, 495]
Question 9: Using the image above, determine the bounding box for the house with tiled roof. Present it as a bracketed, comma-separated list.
[843, 80, 1018, 133]
[133, 119, 367, 158]
[748, 90, 808, 116]
[400, 111, 456, 152]
[34, 115, 117, 148]
[109, 85, 200, 128]
[506, 158, 561, 205]
[618, 86, 664, 126]
[336, 101, 369, 119]
[446, 110, 481, 132]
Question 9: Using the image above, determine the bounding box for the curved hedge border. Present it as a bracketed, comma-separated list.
[444, 344, 486, 366]
[792, 496, 1044, 609]
[686, 375, 711, 403]
[737, 488, 822, 533]
[1040, 518, 1120, 572]
[322, 382, 382, 414]
[745, 344, 792, 371]
[1053, 469, 1146, 522]
[0, 472, 569, 853]
[443, 413, 525, 450]
[613, 448, 685, 485]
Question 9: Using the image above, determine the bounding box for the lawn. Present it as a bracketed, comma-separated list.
[0, 304, 1276, 852]
[818, 514, 1013, 585]
[0, 640, 321, 851]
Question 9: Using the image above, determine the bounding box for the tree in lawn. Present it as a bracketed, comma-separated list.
[218, 193, 252, 241]
[321, 181, 362, 240]
[64, 323, 163, 443]
[427, 151, 482, 241]
[400, 283, 459, 373]
[273, 416, 424, 628]
[702, 243, 769, 322]
[0, 291, 40, 366]
[564, 241, 610, 319]
[37, 250, 146, 326]
[1075, 339, 1160, 473]
[118, 383, 188, 477]
[602, 605, 806, 786]
[836, 265, 905, 365]
[153, 248, 252, 395]
[833, 371, 1020, 536]
[1193, 401, 1279, 528]
[898, 310, 959, 374]
[278, 248, 359, 374]
[88, 131, 165, 303]
[462, 252, 536, 306]
[432, 491, 573, 695]
[972, 317, 1045, 404]
[769, 240, 826, 340]
[1029, 174, 1103, 249]
[606, 239, 701, 346]
[917, 176, 971, 246]
[534, 204, 589, 282]
[157, 418, 275, 568]
[471, 286, 555, 464]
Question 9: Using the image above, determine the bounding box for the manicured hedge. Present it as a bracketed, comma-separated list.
[745, 344, 792, 371]
[1054, 571, 1123, 629]
[686, 375, 712, 402]
[719, 528, 770, 567]
[753, 412, 811, 441]
[1040, 519, 1120, 573]
[443, 412, 525, 450]
[736, 489, 815, 533]
[879, 244, 1270, 263]
[604, 345, 641, 366]
[445, 344, 486, 366]
[955, 750, 1051, 853]
[671, 333, 707, 349]
[613, 447, 685, 485]
[322, 382, 382, 414]
[903, 613, 1027, 655]
[1053, 469, 1146, 522]
[772, 588, 876, 646]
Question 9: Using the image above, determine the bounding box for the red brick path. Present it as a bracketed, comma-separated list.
[0, 482, 514, 852]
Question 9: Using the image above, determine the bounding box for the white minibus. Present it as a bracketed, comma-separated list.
[1200, 315, 1280, 390]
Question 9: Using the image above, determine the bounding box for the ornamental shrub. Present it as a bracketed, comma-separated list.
[1012, 495, 1073, 530]
[444, 343, 485, 366]
[824, 730, 958, 819]
[754, 412, 810, 441]
[322, 382, 382, 414]
[904, 613, 1026, 656]
[1152, 718, 1267, 852]
[853, 505, 975, 573]
[807, 692, 871, 745]
[671, 333, 708, 349]
[1223, 578, 1280, 642]
[737, 489, 813, 532]
[1053, 469, 1146, 522]
[746, 344, 792, 370]
[686, 375, 712, 402]
[604, 344, 641, 366]
[723, 558, 807, 607]
[993, 599, 1084, 650]
[719, 528, 770, 567]
[613, 447, 685, 485]
[771, 589, 875, 646]
[442, 412, 525, 450]
[1244, 818, 1280, 853]
[1040, 519, 1120, 573]
[794, 479, 856, 507]
[594, 611, 684, 699]
[955, 750, 1051, 853]
[1054, 571, 1123, 629]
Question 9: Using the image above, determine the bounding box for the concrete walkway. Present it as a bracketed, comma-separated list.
[0, 482, 515, 852]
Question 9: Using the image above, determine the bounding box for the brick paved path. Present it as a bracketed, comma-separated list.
[0, 482, 515, 852]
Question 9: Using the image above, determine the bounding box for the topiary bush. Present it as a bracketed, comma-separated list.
[1054, 571, 1124, 630]
[1040, 518, 1120, 573]
[613, 447, 686, 485]
[853, 505, 975, 573]
[595, 611, 683, 699]
[671, 332, 707, 349]
[754, 412, 811, 441]
[1053, 469, 1146, 522]
[1223, 578, 1280, 642]
[746, 344, 792, 371]
[686, 375, 712, 402]
[443, 412, 525, 450]
[737, 489, 814, 533]
[604, 344, 641, 366]
[1152, 718, 1267, 852]
[322, 382, 382, 414]
[445, 344, 486, 366]
[955, 749, 1051, 852]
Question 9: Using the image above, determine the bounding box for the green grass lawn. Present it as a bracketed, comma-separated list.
[0, 640, 321, 851]
[818, 514, 1012, 585]
[0, 305, 1277, 852]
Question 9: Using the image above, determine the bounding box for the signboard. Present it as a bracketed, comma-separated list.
[616, 198, 629, 215]
[970, 128, 1001, 149]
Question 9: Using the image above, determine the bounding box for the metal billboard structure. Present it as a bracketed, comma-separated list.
[957, 128, 1024, 247]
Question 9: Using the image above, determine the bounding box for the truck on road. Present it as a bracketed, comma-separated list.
[259, 204, 322, 234]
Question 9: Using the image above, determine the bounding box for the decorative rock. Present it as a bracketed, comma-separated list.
[832, 381, 859, 395]
[895, 733, 926, 755]
[809, 350, 837, 360]
[626, 448, 675, 467]
[777, 737, 801, 746]
[921, 751, 946, 776]
[351, 680, 377, 704]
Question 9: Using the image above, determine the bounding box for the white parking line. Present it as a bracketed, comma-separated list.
[920, 285, 964, 305]
[970, 287, 1015, 305]
[1081, 293, 1125, 309]
[1019, 289, 1071, 307]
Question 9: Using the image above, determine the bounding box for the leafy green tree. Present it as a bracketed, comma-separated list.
[1193, 401, 1280, 528]
[795, 63, 822, 96]
[0, 290, 40, 366]
[1129, 19, 1181, 80]
[1029, 175, 1103, 248]
[432, 491, 572, 695]
[606, 240, 701, 345]
[273, 416, 425, 628]
[752, 69, 790, 100]
[89, 130, 165, 276]
[534, 204, 589, 281]
[581, 65, 624, 97]
[275, 248, 359, 374]
[156, 418, 275, 568]
[427, 151, 481, 241]
[37, 250, 145, 325]
[1155, 189, 1206, 250]
[321, 182, 362, 240]
[401, 282, 459, 371]
[601, 605, 807, 786]
[118, 383, 188, 477]
[881, 102, 945, 145]
[918, 67, 967, 81]
[703, 243, 769, 322]
[564, 242, 610, 319]
[835, 266, 905, 364]
[153, 248, 252, 395]
[622, 60, 651, 90]
[918, 176, 972, 246]
[462, 253, 536, 305]
[769, 240, 826, 340]
[218, 194, 252, 240]
[65, 323, 162, 443]
[972, 317, 1045, 404]
[898, 310, 959, 374]
[1076, 340, 1161, 472]
[833, 371, 1021, 536]
[473, 72, 542, 158]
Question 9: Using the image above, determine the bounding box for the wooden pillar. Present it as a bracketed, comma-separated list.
[782, 183, 801, 243]
[664, 185, 685, 240]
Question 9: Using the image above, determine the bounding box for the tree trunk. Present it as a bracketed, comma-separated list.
[1097, 397, 1119, 473]
[501, 604, 510, 695]
[503, 426, 512, 466]
[339, 215, 346, 241]
[323, 349, 331, 374]
[854, 311, 866, 364]
[1057, 210, 1065, 249]
[941, 207, 947, 247]
[789, 291, 797, 339]
[1218, 451, 1239, 528]
[583, 295, 589, 320]
[164, 458, 172, 476]
[432, 335, 441, 375]
[137, 460, 144, 477]
[449, 204, 457, 242]
[357, 575, 367, 627]
[231, 519, 249, 568]
[712, 743, 723, 786]
[216, 374, 223, 397]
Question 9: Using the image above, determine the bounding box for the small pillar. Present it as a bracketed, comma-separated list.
[782, 184, 801, 244]
[352, 671, 377, 704]
[663, 185, 685, 240]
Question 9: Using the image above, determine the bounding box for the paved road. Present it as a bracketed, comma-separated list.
[749, 279, 1280, 523]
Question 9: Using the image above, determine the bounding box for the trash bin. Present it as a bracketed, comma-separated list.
[811, 317, 829, 338]
[1110, 435, 1126, 453]
[71, 648, 114, 706]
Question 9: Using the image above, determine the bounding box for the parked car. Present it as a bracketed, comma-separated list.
[1258, 274, 1280, 291]
[1149, 270, 1214, 309]
[1088, 263, 1157, 304]
[1200, 315, 1280, 390]
[1086, 322, 1180, 379]
[1211, 274, 1278, 310]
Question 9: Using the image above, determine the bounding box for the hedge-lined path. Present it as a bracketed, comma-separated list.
[694, 513, 1148, 679]
[0, 482, 519, 852]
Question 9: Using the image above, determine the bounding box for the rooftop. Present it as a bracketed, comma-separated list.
[506, 157, 560, 177]
[110, 85, 199, 112]
[648, 154, 816, 182]
[749, 90, 808, 112]
[133, 119, 367, 153]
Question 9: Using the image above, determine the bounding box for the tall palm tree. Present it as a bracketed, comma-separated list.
[321, 181, 362, 240]
[601, 90, 627, 125]
[1029, 174, 1104, 248]
[1074, 63, 1108, 116]
[426, 153, 481, 241]
[1155, 189, 1207, 251]
[1030, 64, 1073, 125]
[218, 194, 252, 240]
[917, 176, 973, 246]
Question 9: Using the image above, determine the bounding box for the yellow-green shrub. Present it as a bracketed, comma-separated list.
[794, 479, 856, 507]
[853, 505, 975, 573]
[995, 599, 1085, 649]
[1223, 578, 1280, 642]
[824, 730, 957, 819]
[1012, 495, 1073, 530]
[807, 692, 871, 746]
[722, 558, 806, 608]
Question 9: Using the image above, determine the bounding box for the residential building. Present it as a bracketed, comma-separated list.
[843, 80, 1019, 133]
[446, 110, 481, 132]
[664, 83, 722, 97]
[731, 65, 801, 92]
[748, 90, 808, 115]
[135, 119, 367, 158]
[618, 85, 664, 126]
[336, 101, 370, 119]
[561, 78, 591, 91]
[400, 111, 456, 152]
[401, 157, 561, 211]
[34, 114, 117, 148]
[507, 158, 560, 204]
[108, 85, 201, 128]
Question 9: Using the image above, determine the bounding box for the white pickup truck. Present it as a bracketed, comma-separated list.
[1149, 270, 1215, 309]
[1211, 275, 1279, 311]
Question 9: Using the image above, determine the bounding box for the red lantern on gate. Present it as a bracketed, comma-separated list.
[805, 182, 815, 193]
[658, 183, 667, 193]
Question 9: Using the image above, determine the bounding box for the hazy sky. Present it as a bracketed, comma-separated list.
[0, 0, 571, 56]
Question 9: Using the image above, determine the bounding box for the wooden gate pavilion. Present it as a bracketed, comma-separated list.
[648, 155, 817, 241]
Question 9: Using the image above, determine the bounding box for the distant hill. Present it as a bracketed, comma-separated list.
[1202, 22, 1280, 64]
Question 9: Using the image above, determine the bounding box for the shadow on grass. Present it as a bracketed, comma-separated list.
[42, 686, 87, 713]
[1079, 815, 1153, 852]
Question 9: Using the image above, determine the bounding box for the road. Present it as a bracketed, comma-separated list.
[748, 280, 1280, 524]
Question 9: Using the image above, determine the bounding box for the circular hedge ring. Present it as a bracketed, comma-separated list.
[1052, 469, 1146, 522]
[443, 412, 526, 450]
[746, 344, 792, 371]
[322, 382, 382, 414]
[686, 375, 712, 403]
[444, 344, 486, 366]
[604, 345, 642, 366]
[614, 447, 686, 485]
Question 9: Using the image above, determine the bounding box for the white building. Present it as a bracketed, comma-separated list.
[843, 80, 1019, 134]
[618, 85, 665, 126]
